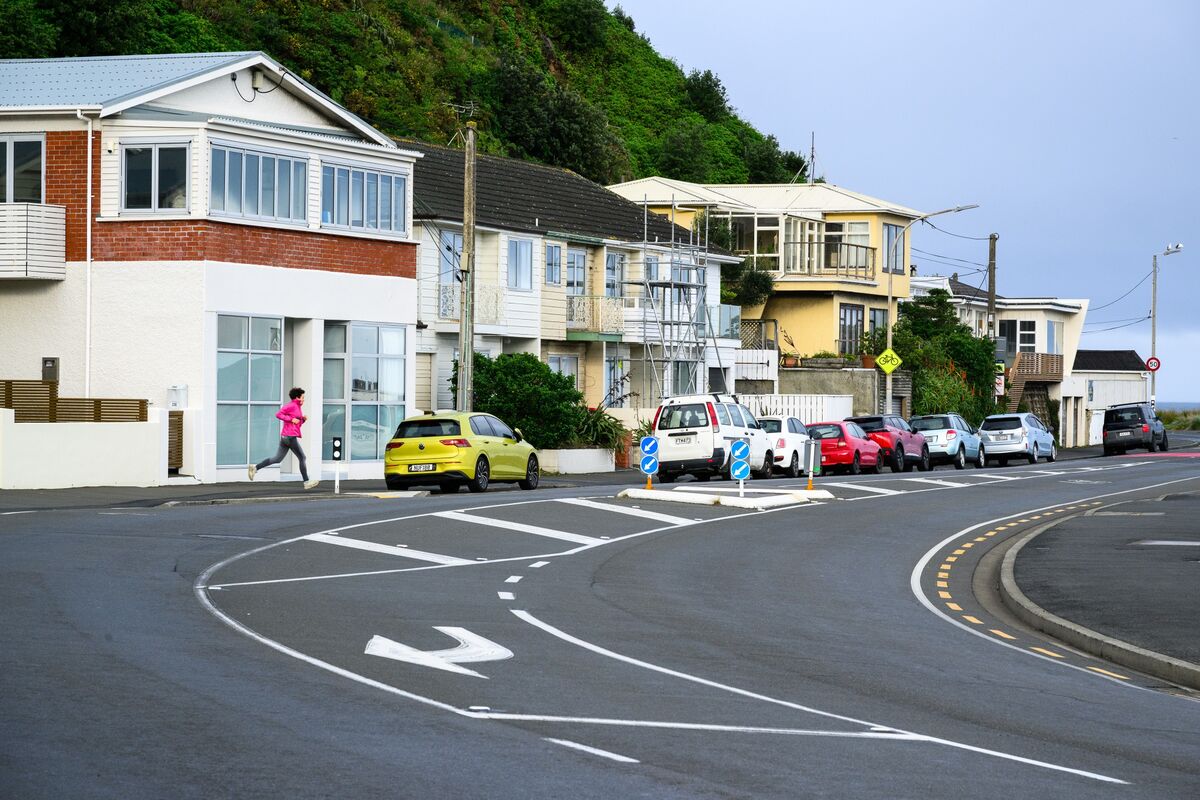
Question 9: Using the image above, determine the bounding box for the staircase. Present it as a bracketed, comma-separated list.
[1005, 352, 1063, 412]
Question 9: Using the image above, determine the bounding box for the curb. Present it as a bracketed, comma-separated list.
[158, 481, 581, 508]
[998, 512, 1200, 691]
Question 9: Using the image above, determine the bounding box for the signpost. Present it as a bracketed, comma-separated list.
[639, 436, 659, 490]
[332, 436, 343, 495]
[730, 439, 751, 497]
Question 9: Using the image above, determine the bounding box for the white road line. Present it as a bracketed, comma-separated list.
[506, 715, 915, 739]
[529, 561, 550, 568]
[558, 497, 692, 526]
[1135, 540, 1200, 546]
[978, 473, 1022, 480]
[1, 510, 36, 515]
[304, 533, 471, 566]
[435, 511, 601, 545]
[903, 478, 973, 488]
[497, 591, 515, 600]
[821, 482, 904, 495]
[505, 575, 522, 583]
[1095, 511, 1164, 516]
[544, 738, 640, 764]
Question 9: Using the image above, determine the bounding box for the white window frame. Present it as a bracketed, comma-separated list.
[0, 133, 45, 203]
[120, 139, 191, 214]
[508, 238, 533, 291]
[547, 355, 579, 387]
[566, 248, 587, 296]
[215, 313, 283, 466]
[1018, 320, 1036, 353]
[323, 322, 408, 462]
[210, 141, 308, 224]
[545, 243, 562, 286]
[1046, 320, 1063, 355]
[320, 158, 409, 236]
[883, 223, 906, 274]
[605, 251, 626, 298]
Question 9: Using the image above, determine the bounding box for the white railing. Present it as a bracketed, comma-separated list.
[437, 284, 460, 320]
[741, 394, 854, 423]
[567, 295, 624, 333]
[476, 285, 506, 326]
[0, 203, 66, 280]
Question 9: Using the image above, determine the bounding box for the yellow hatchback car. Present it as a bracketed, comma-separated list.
[383, 411, 540, 493]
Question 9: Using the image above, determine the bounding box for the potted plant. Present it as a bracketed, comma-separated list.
[859, 329, 886, 369]
[802, 350, 853, 368]
[779, 329, 800, 368]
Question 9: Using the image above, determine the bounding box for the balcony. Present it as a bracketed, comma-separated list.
[436, 283, 505, 326]
[771, 239, 877, 281]
[567, 295, 624, 335]
[0, 203, 66, 280]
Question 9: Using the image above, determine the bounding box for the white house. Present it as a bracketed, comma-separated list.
[1063, 349, 1151, 445]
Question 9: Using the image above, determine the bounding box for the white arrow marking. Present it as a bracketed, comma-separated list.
[365, 627, 513, 679]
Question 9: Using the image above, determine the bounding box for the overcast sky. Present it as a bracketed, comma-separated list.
[611, 0, 1199, 402]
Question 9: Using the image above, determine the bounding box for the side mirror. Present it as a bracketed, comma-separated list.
[512, 428, 524, 443]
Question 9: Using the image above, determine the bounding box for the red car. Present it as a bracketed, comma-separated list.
[847, 414, 930, 473]
[807, 421, 883, 475]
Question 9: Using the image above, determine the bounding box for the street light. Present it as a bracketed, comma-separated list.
[1150, 242, 1183, 406]
[884, 204, 979, 413]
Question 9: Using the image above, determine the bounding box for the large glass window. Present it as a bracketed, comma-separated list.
[884, 223, 906, 274]
[545, 244, 562, 286]
[1047, 320, 1063, 355]
[838, 303, 865, 355]
[547, 355, 579, 387]
[216, 314, 282, 466]
[1019, 320, 1036, 353]
[321, 163, 407, 235]
[123, 143, 188, 212]
[323, 322, 406, 460]
[210, 144, 306, 223]
[566, 249, 587, 296]
[605, 252, 626, 297]
[508, 238, 533, 290]
[869, 308, 888, 334]
[825, 221, 870, 269]
[0, 136, 44, 203]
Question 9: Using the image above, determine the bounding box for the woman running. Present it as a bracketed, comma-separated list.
[248, 387, 319, 489]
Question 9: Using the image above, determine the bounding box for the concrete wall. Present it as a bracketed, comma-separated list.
[778, 368, 880, 416]
[0, 408, 167, 489]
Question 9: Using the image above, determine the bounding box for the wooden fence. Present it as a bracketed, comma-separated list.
[0, 380, 148, 423]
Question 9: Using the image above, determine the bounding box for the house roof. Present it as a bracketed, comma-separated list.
[1073, 350, 1148, 372]
[948, 273, 997, 300]
[0, 51, 393, 147]
[608, 176, 924, 219]
[403, 140, 725, 251]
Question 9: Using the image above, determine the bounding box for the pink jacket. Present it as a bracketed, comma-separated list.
[276, 400, 305, 437]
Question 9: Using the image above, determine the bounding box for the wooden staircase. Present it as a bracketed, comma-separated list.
[1005, 352, 1063, 412]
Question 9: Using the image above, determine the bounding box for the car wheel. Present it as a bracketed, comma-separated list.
[436, 482, 460, 494]
[954, 447, 966, 470]
[917, 447, 931, 472]
[891, 446, 905, 473]
[1026, 445, 1038, 464]
[1161, 434, 1169, 452]
[518, 455, 540, 490]
[848, 452, 861, 475]
[1103, 447, 1114, 457]
[868, 452, 882, 474]
[658, 471, 676, 484]
[1047, 443, 1057, 463]
[467, 456, 490, 493]
[756, 450, 774, 479]
[975, 446, 986, 469]
[784, 451, 799, 478]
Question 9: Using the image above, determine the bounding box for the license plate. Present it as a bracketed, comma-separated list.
[408, 463, 435, 472]
[673, 436, 694, 446]
[1118, 431, 1131, 437]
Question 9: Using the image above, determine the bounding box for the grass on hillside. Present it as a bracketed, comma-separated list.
[1158, 410, 1200, 431]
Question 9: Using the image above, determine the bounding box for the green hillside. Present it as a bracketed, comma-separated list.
[1, 0, 807, 185]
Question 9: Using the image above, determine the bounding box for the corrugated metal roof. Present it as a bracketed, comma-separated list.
[0, 52, 258, 108]
[609, 176, 923, 218]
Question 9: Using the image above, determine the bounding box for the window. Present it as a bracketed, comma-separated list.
[838, 303, 865, 355]
[321, 163, 407, 234]
[211, 144, 307, 223]
[605, 357, 628, 407]
[439, 231, 463, 285]
[323, 322, 407, 461]
[644, 255, 659, 283]
[216, 314, 283, 466]
[123, 143, 188, 212]
[566, 249, 587, 296]
[1047, 320, 1063, 355]
[657, 403, 709, 430]
[545, 244, 562, 285]
[884, 223, 906, 274]
[0, 135, 43, 203]
[605, 252, 626, 297]
[508, 238, 533, 290]
[547, 355, 579, 387]
[1087, 380, 1094, 402]
[825, 221, 870, 269]
[1018, 320, 1036, 353]
[998, 320, 1017, 362]
[672, 361, 698, 396]
[869, 308, 888, 334]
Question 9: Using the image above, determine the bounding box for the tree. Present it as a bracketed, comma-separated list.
[684, 69, 728, 122]
[540, 0, 608, 51]
[0, 0, 57, 58]
[460, 353, 585, 450]
[899, 289, 967, 340]
[657, 118, 711, 182]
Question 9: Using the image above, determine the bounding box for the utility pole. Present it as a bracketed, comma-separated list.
[456, 121, 477, 412]
[987, 233, 998, 340]
[1150, 243, 1184, 407]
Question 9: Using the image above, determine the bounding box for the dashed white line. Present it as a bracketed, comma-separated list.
[529, 561, 550, 568]
[1, 510, 36, 515]
[304, 533, 471, 565]
[821, 482, 903, 495]
[435, 511, 602, 545]
[505, 575, 522, 583]
[544, 738, 640, 764]
[559, 497, 692, 526]
[497, 591, 515, 600]
[903, 478, 973, 488]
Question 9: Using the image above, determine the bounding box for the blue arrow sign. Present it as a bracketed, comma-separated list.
[730, 440, 750, 461]
[640, 454, 659, 475]
[639, 436, 659, 456]
[730, 460, 751, 481]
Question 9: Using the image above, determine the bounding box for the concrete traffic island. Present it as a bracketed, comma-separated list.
[618, 486, 833, 510]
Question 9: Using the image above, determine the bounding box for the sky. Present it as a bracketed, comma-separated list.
[610, 0, 1200, 402]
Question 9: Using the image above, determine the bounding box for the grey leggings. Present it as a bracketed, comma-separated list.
[255, 436, 308, 480]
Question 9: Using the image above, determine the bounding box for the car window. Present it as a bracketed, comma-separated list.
[790, 418, 807, 435]
[807, 424, 843, 440]
[739, 405, 760, 428]
[893, 417, 911, 432]
[397, 418, 462, 438]
[488, 416, 516, 439]
[715, 404, 731, 426]
[467, 416, 493, 436]
[847, 422, 866, 438]
[725, 404, 745, 427]
[981, 417, 1022, 430]
[852, 417, 885, 432]
[658, 403, 710, 430]
[1104, 407, 1143, 424]
[1028, 417, 1043, 431]
[759, 419, 782, 434]
[910, 416, 950, 432]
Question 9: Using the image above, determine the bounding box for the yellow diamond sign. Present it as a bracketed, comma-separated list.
[877, 348, 903, 374]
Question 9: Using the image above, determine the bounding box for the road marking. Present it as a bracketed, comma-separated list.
[938, 590, 952, 599]
[497, 591, 515, 600]
[1134, 540, 1200, 546]
[939, 563, 952, 571]
[1031, 647, 1065, 659]
[945, 556, 958, 562]
[1, 510, 36, 515]
[1087, 666, 1130, 680]
[990, 629, 1017, 640]
[936, 581, 948, 588]
[904, 478, 972, 488]
[973, 536, 987, 541]
[960, 542, 974, 549]
[529, 561, 550, 568]
[962, 615, 983, 624]
[544, 738, 640, 764]
[559, 497, 691, 526]
[365, 627, 513, 679]
[1095, 511, 1165, 516]
[821, 482, 904, 495]
[945, 602, 962, 611]
[304, 533, 471, 566]
[952, 549, 966, 555]
[435, 511, 602, 545]
[505, 576, 522, 583]
[937, 571, 949, 578]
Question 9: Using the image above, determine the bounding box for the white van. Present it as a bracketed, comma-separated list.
[652, 394, 774, 482]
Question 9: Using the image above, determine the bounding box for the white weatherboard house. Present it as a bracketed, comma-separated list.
[0, 52, 421, 486]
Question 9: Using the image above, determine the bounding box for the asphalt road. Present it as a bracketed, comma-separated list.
[2, 444, 1199, 798]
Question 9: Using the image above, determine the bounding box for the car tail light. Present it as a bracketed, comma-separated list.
[946, 430, 957, 439]
[1142, 424, 1149, 433]
[652, 405, 663, 430]
[440, 438, 472, 447]
[776, 437, 786, 450]
[835, 437, 847, 449]
[385, 441, 404, 451]
[1102, 430, 1108, 438]
[706, 402, 720, 433]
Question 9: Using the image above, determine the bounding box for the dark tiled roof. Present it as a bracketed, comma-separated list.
[948, 273, 999, 300]
[402, 139, 709, 248]
[1073, 350, 1147, 371]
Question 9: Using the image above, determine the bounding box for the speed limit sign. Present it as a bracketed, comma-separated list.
[1146, 357, 1161, 372]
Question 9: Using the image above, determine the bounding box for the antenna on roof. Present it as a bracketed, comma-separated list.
[443, 100, 480, 147]
[808, 132, 815, 185]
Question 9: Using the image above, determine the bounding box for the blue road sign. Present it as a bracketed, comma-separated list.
[730, 439, 750, 461]
[640, 454, 659, 475]
[730, 459, 751, 481]
[639, 436, 659, 456]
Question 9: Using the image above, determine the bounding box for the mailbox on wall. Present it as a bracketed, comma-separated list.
[42, 357, 59, 383]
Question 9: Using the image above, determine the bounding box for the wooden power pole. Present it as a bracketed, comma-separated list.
[987, 233, 998, 340]
[457, 121, 477, 412]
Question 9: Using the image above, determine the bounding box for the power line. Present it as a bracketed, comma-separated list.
[910, 247, 988, 267]
[1080, 316, 1150, 334]
[1084, 314, 1149, 327]
[1089, 269, 1153, 311]
[922, 218, 992, 241]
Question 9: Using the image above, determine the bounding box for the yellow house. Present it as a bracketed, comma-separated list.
[608, 177, 924, 359]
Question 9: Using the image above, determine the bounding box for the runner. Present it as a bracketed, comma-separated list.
[248, 388, 318, 489]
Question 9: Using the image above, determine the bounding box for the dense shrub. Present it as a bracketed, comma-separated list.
[463, 352, 584, 449]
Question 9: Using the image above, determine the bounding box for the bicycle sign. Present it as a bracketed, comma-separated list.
[877, 348, 903, 375]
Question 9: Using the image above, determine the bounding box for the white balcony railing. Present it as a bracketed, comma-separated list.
[437, 284, 505, 325]
[567, 295, 624, 334]
[437, 284, 460, 320]
[0, 203, 66, 280]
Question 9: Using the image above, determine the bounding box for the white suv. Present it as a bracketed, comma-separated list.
[652, 394, 774, 482]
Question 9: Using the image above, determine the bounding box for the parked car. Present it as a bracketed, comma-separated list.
[1102, 402, 1167, 454]
[910, 413, 985, 469]
[846, 414, 930, 472]
[383, 412, 539, 493]
[652, 394, 773, 482]
[758, 415, 811, 477]
[807, 420, 883, 475]
[978, 412, 1056, 466]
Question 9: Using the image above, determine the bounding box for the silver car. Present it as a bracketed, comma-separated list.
[910, 413, 984, 469]
[978, 412, 1057, 466]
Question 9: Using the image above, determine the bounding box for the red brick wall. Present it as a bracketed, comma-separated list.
[44, 130, 417, 278]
